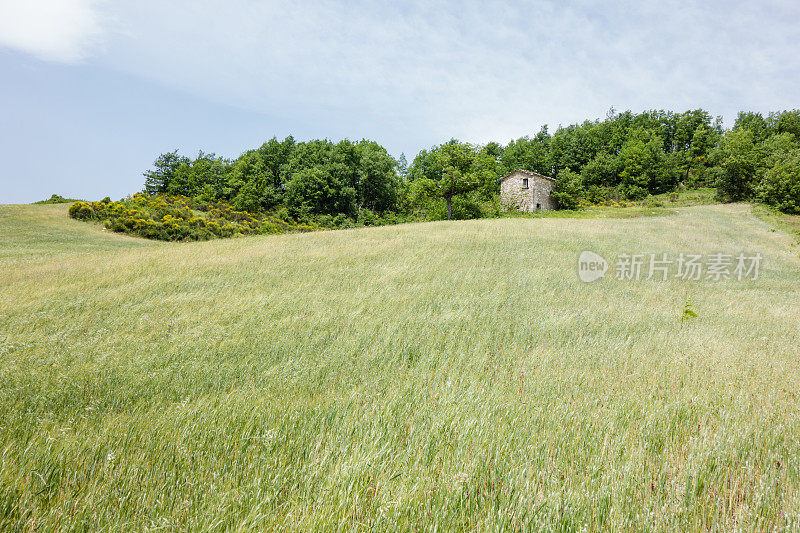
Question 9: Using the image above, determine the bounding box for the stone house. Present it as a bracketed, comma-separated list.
[499, 169, 556, 211]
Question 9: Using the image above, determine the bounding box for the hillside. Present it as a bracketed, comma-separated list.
[1, 203, 799, 530]
[0, 204, 159, 261]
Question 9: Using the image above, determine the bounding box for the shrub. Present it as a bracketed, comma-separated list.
[584, 185, 611, 205]
[35, 194, 80, 204]
[68, 201, 94, 220]
[69, 194, 313, 242]
[357, 209, 378, 226]
[620, 184, 649, 201]
[69, 201, 108, 220]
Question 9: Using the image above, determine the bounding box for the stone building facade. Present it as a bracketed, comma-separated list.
[499, 169, 556, 211]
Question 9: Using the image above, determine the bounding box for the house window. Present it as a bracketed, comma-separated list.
[522, 178, 529, 189]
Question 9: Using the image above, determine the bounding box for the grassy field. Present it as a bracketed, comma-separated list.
[1, 202, 799, 531]
[0, 204, 159, 261]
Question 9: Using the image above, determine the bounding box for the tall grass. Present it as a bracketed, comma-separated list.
[1, 203, 799, 530]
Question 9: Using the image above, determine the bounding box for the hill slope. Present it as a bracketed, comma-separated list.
[0, 204, 159, 261]
[1, 204, 799, 530]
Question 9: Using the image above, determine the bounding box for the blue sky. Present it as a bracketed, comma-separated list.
[1, 0, 799, 203]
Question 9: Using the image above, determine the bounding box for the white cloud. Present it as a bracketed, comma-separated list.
[5, 0, 799, 152]
[94, 0, 800, 152]
[0, 0, 105, 62]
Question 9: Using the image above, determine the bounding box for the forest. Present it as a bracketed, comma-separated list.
[114, 108, 800, 230]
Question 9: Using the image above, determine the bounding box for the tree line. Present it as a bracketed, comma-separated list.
[142, 108, 800, 221]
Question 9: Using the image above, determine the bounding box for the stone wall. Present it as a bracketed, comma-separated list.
[500, 171, 555, 211]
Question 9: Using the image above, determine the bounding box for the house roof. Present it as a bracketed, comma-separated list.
[497, 169, 555, 183]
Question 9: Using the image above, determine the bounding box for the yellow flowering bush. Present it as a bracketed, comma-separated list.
[69, 194, 311, 241]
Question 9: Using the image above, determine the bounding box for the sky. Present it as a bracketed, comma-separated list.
[1, 0, 799, 203]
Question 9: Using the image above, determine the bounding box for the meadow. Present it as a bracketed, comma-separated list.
[1, 202, 799, 531]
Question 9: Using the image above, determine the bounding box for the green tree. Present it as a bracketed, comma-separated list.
[285, 167, 357, 218]
[356, 141, 399, 212]
[158, 151, 229, 198]
[733, 112, 772, 143]
[143, 150, 187, 194]
[551, 169, 585, 209]
[712, 129, 758, 201]
[407, 146, 444, 183]
[754, 133, 800, 213]
[500, 128, 550, 175]
[549, 122, 596, 175]
[580, 152, 621, 187]
[684, 123, 717, 186]
[397, 153, 408, 180]
[411, 141, 490, 219]
[756, 149, 800, 213]
[770, 110, 800, 138]
[618, 129, 670, 198]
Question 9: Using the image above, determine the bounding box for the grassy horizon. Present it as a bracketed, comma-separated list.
[1, 202, 799, 530]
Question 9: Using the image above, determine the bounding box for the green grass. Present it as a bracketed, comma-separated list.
[0, 204, 159, 261]
[752, 203, 800, 244]
[511, 204, 678, 219]
[1, 202, 799, 530]
[646, 187, 719, 207]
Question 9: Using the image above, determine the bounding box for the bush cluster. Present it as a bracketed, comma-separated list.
[69, 194, 313, 241]
[35, 194, 82, 204]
